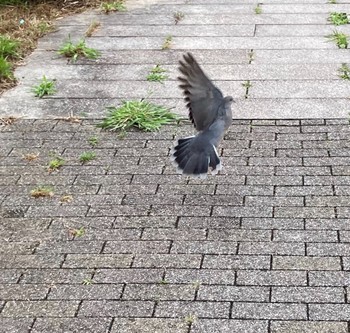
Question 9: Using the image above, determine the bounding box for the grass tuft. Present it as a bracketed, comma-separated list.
[0, 56, 13, 80]
[79, 151, 96, 163]
[338, 63, 350, 80]
[70, 226, 85, 237]
[146, 64, 168, 83]
[161, 35, 173, 50]
[98, 99, 179, 133]
[88, 136, 99, 147]
[100, 1, 126, 13]
[30, 186, 54, 198]
[32, 75, 56, 98]
[58, 35, 100, 62]
[0, 35, 20, 59]
[327, 30, 348, 48]
[328, 12, 349, 25]
[174, 11, 185, 24]
[48, 156, 65, 171]
[255, 5, 262, 14]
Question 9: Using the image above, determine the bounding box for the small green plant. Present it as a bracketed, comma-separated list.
[162, 35, 173, 50]
[327, 30, 349, 48]
[0, 35, 19, 59]
[70, 226, 85, 237]
[58, 36, 100, 62]
[60, 194, 73, 203]
[184, 314, 197, 325]
[159, 279, 168, 285]
[255, 5, 262, 14]
[329, 0, 336, 3]
[174, 11, 185, 24]
[88, 136, 99, 147]
[98, 99, 178, 132]
[100, 1, 126, 13]
[32, 75, 56, 98]
[48, 156, 65, 171]
[30, 186, 54, 198]
[338, 63, 350, 80]
[0, 56, 13, 80]
[82, 278, 93, 285]
[248, 50, 254, 63]
[146, 64, 168, 83]
[85, 21, 101, 37]
[79, 151, 96, 163]
[242, 80, 252, 99]
[328, 12, 349, 25]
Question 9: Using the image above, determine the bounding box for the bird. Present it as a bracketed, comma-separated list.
[170, 52, 234, 179]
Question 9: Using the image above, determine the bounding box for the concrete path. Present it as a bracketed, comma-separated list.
[1, 0, 350, 332]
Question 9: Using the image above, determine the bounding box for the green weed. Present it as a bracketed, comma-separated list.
[0, 56, 13, 80]
[30, 186, 54, 198]
[328, 12, 349, 25]
[174, 11, 185, 24]
[146, 64, 168, 83]
[338, 63, 350, 80]
[162, 35, 173, 50]
[88, 136, 99, 147]
[79, 151, 96, 163]
[70, 226, 85, 237]
[327, 30, 348, 48]
[255, 5, 262, 14]
[58, 36, 100, 62]
[98, 99, 178, 132]
[0, 35, 19, 59]
[32, 75, 56, 98]
[82, 278, 93, 285]
[48, 156, 65, 171]
[100, 1, 126, 13]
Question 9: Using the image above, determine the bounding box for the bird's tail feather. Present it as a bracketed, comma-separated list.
[170, 136, 222, 178]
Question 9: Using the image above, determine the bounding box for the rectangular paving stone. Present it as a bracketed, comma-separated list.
[87, 205, 151, 217]
[111, 318, 188, 333]
[276, 166, 331, 176]
[273, 256, 341, 270]
[306, 196, 350, 207]
[0, 270, 21, 284]
[0, 284, 49, 300]
[270, 321, 348, 333]
[245, 196, 303, 206]
[197, 285, 269, 302]
[1, 300, 79, 317]
[305, 218, 350, 230]
[184, 194, 243, 206]
[274, 230, 338, 242]
[241, 218, 304, 230]
[309, 304, 350, 320]
[78, 300, 154, 317]
[308, 243, 350, 256]
[165, 269, 236, 285]
[157, 184, 215, 195]
[274, 207, 335, 218]
[271, 286, 345, 303]
[191, 319, 268, 333]
[63, 254, 133, 268]
[94, 269, 163, 284]
[212, 206, 273, 218]
[150, 205, 212, 217]
[0, 241, 37, 255]
[178, 217, 240, 229]
[309, 271, 350, 286]
[230, 302, 307, 320]
[203, 255, 270, 270]
[0, 254, 63, 269]
[20, 269, 94, 284]
[208, 229, 271, 242]
[142, 228, 207, 241]
[32, 318, 112, 333]
[133, 254, 202, 269]
[237, 270, 307, 286]
[171, 241, 237, 254]
[247, 176, 302, 186]
[239, 242, 304, 255]
[103, 241, 171, 254]
[48, 284, 123, 300]
[123, 284, 195, 301]
[36, 241, 104, 254]
[275, 185, 333, 196]
[215, 185, 273, 196]
[304, 158, 350, 167]
[262, 4, 350, 13]
[113, 216, 176, 228]
[155, 300, 229, 318]
[26, 205, 89, 218]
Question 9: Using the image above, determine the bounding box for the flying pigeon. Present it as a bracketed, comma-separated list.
[170, 52, 233, 178]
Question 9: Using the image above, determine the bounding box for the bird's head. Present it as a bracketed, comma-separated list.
[224, 96, 234, 105]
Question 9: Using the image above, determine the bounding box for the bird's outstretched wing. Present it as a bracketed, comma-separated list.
[178, 52, 225, 131]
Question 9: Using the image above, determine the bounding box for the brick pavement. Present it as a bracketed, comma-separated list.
[0, 119, 350, 332]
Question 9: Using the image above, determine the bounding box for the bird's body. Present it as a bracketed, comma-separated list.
[170, 53, 233, 178]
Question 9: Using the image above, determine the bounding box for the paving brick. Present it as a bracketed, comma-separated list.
[133, 254, 202, 269]
[308, 243, 350, 256]
[111, 318, 188, 333]
[1, 300, 79, 317]
[0, 284, 49, 300]
[191, 319, 268, 333]
[113, 216, 176, 228]
[342, 257, 350, 270]
[203, 255, 270, 270]
[20, 269, 93, 284]
[208, 229, 271, 242]
[150, 205, 211, 217]
[94, 269, 163, 284]
[142, 228, 207, 241]
[171, 241, 237, 254]
[0, 270, 21, 284]
[0, 318, 34, 333]
[309, 304, 350, 320]
[212, 206, 273, 218]
[157, 184, 215, 195]
[275, 185, 333, 196]
[32, 318, 112, 333]
[122, 194, 183, 205]
[123, 284, 195, 301]
[215, 185, 273, 196]
[78, 300, 154, 317]
[247, 176, 302, 186]
[26, 205, 89, 218]
[274, 230, 338, 242]
[178, 217, 240, 229]
[338, 207, 350, 218]
[239, 242, 304, 255]
[273, 256, 340, 270]
[274, 207, 335, 218]
[48, 284, 123, 300]
[165, 269, 236, 285]
[241, 218, 304, 229]
[155, 300, 229, 318]
[340, 230, 350, 241]
[220, 165, 274, 176]
[335, 186, 350, 196]
[245, 196, 303, 206]
[230, 302, 307, 320]
[63, 254, 133, 268]
[305, 218, 350, 230]
[275, 166, 331, 175]
[0, 241, 38, 255]
[0, 254, 63, 269]
[36, 240, 104, 254]
[88, 205, 151, 217]
[237, 270, 307, 286]
[304, 158, 350, 167]
[197, 285, 269, 302]
[100, 184, 157, 195]
[270, 321, 348, 333]
[309, 271, 350, 286]
[250, 140, 301, 149]
[271, 286, 345, 303]
[184, 194, 243, 206]
[103, 241, 171, 254]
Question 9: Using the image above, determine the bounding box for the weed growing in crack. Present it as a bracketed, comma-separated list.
[174, 11, 185, 24]
[328, 12, 349, 25]
[162, 35, 173, 50]
[48, 156, 65, 171]
[338, 63, 350, 80]
[30, 186, 54, 198]
[88, 136, 99, 147]
[79, 151, 96, 163]
[100, 1, 126, 13]
[327, 30, 349, 48]
[32, 75, 56, 98]
[146, 64, 168, 83]
[58, 35, 100, 62]
[255, 4, 262, 14]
